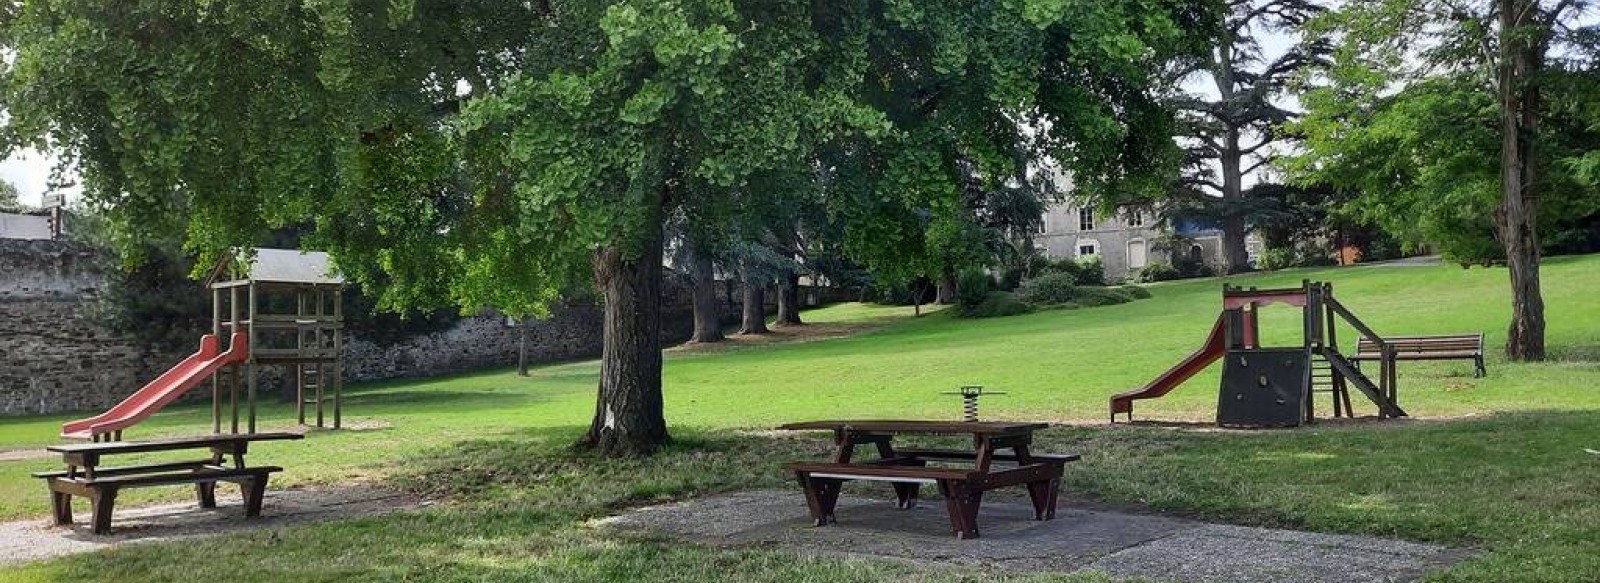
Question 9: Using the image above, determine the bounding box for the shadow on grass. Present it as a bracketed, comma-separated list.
[388, 425, 831, 506]
[12, 412, 1598, 582]
[336, 387, 546, 411]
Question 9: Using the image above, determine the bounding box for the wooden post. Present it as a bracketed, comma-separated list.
[211, 287, 222, 433]
[333, 289, 343, 430]
[229, 286, 241, 434]
[296, 289, 307, 425]
[247, 282, 258, 434]
[315, 287, 326, 428]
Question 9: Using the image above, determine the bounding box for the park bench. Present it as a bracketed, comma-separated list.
[780, 420, 1078, 539]
[34, 432, 300, 534]
[1354, 334, 1486, 378]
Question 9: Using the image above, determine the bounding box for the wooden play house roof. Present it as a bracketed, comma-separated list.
[206, 247, 345, 288]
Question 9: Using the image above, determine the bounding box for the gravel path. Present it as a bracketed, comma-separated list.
[599, 490, 1473, 583]
[0, 484, 420, 565]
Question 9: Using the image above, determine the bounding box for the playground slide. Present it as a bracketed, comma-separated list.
[1109, 314, 1227, 420]
[60, 333, 248, 440]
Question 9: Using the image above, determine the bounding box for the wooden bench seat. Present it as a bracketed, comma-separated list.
[38, 465, 281, 534]
[1354, 334, 1486, 377]
[787, 453, 1070, 539]
[32, 459, 220, 480]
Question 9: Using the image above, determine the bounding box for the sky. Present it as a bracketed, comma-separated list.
[1, 147, 73, 207]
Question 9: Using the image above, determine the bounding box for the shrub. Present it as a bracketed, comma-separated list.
[1134, 262, 1179, 282]
[954, 269, 992, 311]
[1016, 272, 1080, 305]
[1135, 260, 1215, 282]
[1037, 258, 1078, 278]
[1072, 256, 1106, 286]
[1076, 286, 1136, 307]
[960, 291, 1034, 318]
[1120, 285, 1153, 299]
[868, 280, 934, 306]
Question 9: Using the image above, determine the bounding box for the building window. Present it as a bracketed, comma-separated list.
[1076, 239, 1099, 257]
[1037, 212, 1048, 234]
[1078, 208, 1095, 231]
[1126, 210, 1144, 227]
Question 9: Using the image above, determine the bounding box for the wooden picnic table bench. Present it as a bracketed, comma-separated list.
[34, 432, 301, 534]
[1354, 333, 1486, 377]
[778, 420, 1077, 539]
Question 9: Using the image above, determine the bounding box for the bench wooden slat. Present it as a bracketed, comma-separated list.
[778, 420, 1048, 436]
[32, 459, 220, 479]
[894, 448, 1081, 464]
[54, 466, 282, 489]
[47, 432, 303, 455]
[787, 462, 977, 481]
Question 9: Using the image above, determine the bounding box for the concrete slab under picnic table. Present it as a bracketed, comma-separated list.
[597, 490, 1472, 583]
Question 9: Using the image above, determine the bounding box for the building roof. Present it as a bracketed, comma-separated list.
[0, 213, 54, 240]
[207, 247, 346, 287]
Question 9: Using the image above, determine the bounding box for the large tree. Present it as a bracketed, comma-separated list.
[1169, 0, 1326, 273]
[3, 0, 1216, 455]
[1292, 0, 1596, 360]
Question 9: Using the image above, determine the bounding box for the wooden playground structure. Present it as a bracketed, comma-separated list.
[205, 248, 347, 434]
[1110, 280, 1408, 427]
[46, 248, 339, 534]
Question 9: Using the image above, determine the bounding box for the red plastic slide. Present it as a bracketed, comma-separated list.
[1109, 314, 1227, 421]
[61, 333, 249, 440]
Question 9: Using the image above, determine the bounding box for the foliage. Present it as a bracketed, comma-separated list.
[1134, 259, 1216, 283]
[953, 268, 992, 312]
[1075, 286, 1136, 307]
[1072, 256, 1107, 286]
[1162, 0, 1328, 272]
[1037, 256, 1107, 287]
[958, 291, 1033, 319]
[825, 0, 1220, 289]
[1016, 272, 1080, 305]
[1119, 284, 1153, 300]
[0, 0, 1219, 452]
[0, 179, 22, 212]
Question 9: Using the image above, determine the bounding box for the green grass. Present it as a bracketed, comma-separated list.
[3, 255, 1599, 582]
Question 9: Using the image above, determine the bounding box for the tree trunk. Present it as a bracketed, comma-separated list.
[775, 270, 803, 326]
[517, 318, 530, 376]
[740, 263, 768, 335]
[935, 268, 957, 304]
[1496, 0, 1546, 361]
[1214, 39, 1252, 274]
[688, 249, 724, 343]
[578, 208, 670, 456]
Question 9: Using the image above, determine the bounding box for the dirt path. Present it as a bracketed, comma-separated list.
[0, 484, 421, 565]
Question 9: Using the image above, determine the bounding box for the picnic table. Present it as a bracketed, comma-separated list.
[34, 432, 302, 534]
[778, 420, 1078, 539]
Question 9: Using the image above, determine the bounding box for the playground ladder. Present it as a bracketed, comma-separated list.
[1319, 349, 1406, 418]
[1308, 355, 1354, 418]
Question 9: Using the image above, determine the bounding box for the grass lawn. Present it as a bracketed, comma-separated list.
[2, 255, 1598, 582]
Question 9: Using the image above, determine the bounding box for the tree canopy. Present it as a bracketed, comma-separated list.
[1288, 0, 1600, 360]
[2, 0, 1219, 454]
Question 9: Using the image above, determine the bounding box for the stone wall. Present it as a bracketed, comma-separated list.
[342, 303, 696, 383]
[1, 238, 709, 416]
[0, 239, 191, 416]
[0, 298, 191, 416]
[0, 238, 101, 299]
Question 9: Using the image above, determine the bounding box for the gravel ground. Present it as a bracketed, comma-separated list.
[0, 484, 420, 565]
[598, 490, 1472, 583]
